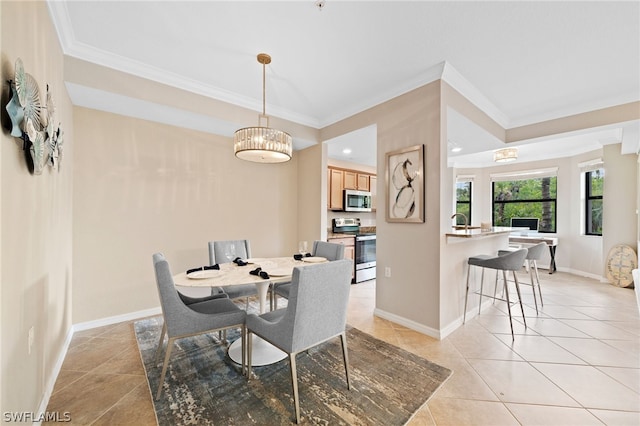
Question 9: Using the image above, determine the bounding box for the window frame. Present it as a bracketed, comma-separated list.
[455, 181, 472, 225]
[585, 168, 603, 236]
[491, 175, 557, 233]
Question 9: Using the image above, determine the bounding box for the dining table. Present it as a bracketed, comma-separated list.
[172, 256, 328, 366]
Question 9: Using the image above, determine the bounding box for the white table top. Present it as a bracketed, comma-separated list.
[173, 256, 326, 288]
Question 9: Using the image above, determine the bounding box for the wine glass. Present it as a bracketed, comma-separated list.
[298, 241, 308, 257]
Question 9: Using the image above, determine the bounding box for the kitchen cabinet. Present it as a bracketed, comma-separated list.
[328, 236, 355, 280]
[328, 166, 375, 210]
[329, 168, 344, 210]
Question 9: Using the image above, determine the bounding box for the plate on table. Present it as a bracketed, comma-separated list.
[302, 256, 327, 263]
[265, 268, 292, 277]
[187, 270, 221, 279]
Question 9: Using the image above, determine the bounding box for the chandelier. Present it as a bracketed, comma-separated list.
[493, 147, 518, 163]
[234, 53, 292, 163]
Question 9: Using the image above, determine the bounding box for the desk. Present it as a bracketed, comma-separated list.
[508, 235, 559, 274]
[173, 257, 323, 365]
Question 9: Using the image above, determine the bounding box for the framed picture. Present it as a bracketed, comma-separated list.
[385, 144, 425, 223]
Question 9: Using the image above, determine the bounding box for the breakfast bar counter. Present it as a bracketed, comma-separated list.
[445, 226, 515, 239]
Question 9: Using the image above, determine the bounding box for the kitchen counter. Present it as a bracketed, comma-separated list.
[445, 226, 514, 239]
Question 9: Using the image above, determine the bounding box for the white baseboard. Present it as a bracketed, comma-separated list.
[373, 308, 443, 340]
[35, 327, 74, 426]
[35, 306, 161, 425]
[72, 306, 161, 332]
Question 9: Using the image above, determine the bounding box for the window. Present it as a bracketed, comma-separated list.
[585, 168, 603, 235]
[456, 181, 472, 225]
[492, 176, 557, 233]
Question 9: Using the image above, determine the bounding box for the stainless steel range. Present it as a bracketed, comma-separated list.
[332, 218, 376, 283]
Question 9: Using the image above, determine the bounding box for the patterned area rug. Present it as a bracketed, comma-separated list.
[135, 317, 451, 425]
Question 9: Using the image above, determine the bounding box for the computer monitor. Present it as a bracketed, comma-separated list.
[510, 217, 539, 232]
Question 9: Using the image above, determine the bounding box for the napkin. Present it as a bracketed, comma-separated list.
[293, 253, 313, 261]
[233, 257, 248, 266]
[250, 267, 269, 279]
[186, 264, 220, 274]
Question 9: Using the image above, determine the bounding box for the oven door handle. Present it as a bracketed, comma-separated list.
[356, 235, 376, 241]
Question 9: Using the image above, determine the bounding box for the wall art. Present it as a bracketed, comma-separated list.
[385, 144, 425, 223]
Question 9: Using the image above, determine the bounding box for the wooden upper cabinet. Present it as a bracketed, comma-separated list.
[343, 171, 357, 190]
[329, 168, 344, 210]
[328, 166, 376, 210]
[357, 174, 370, 191]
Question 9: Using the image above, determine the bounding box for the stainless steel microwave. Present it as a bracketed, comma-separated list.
[343, 189, 372, 212]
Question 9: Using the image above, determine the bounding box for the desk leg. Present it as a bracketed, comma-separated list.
[548, 245, 557, 274]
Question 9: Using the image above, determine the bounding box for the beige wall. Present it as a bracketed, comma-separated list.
[602, 144, 639, 275]
[72, 108, 301, 323]
[322, 81, 443, 331]
[1, 0, 74, 416]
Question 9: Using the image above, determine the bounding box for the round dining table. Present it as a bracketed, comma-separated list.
[172, 256, 327, 366]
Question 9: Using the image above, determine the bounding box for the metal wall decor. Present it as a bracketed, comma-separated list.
[4, 58, 64, 174]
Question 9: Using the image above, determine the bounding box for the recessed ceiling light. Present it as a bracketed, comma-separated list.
[451, 146, 462, 153]
[342, 148, 352, 154]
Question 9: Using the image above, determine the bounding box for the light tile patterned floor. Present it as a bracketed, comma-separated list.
[45, 271, 640, 425]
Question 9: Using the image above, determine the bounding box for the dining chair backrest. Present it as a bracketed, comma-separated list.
[279, 259, 353, 353]
[312, 240, 345, 261]
[209, 240, 252, 264]
[153, 253, 194, 337]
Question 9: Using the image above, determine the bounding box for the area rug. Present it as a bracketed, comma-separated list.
[135, 316, 452, 425]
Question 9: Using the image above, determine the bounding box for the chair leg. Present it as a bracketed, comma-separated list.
[502, 270, 515, 340]
[156, 337, 174, 399]
[289, 353, 301, 424]
[339, 332, 351, 390]
[478, 267, 485, 315]
[241, 325, 246, 376]
[247, 331, 253, 380]
[528, 260, 539, 314]
[155, 322, 167, 365]
[463, 264, 471, 323]
[533, 260, 543, 306]
[513, 271, 527, 328]
[492, 269, 499, 304]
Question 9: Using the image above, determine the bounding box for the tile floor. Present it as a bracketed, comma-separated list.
[45, 270, 640, 425]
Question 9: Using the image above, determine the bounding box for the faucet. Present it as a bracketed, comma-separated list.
[451, 213, 468, 230]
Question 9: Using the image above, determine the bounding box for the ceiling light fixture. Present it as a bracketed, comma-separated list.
[494, 147, 518, 163]
[234, 53, 292, 163]
[342, 148, 352, 154]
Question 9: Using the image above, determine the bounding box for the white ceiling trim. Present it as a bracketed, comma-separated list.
[65, 82, 316, 151]
[47, 1, 509, 132]
[442, 62, 510, 128]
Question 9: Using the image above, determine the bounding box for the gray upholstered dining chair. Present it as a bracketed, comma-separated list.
[152, 253, 247, 399]
[246, 259, 353, 424]
[270, 240, 346, 310]
[208, 240, 258, 307]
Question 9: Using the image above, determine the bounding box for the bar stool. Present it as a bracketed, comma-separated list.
[463, 248, 528, 340]
[498, 242, 546, 314]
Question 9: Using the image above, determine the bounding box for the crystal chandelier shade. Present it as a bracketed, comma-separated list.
[234, 53, 292, 163]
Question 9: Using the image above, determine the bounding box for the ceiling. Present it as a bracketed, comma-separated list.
[48, 1, 639, 167]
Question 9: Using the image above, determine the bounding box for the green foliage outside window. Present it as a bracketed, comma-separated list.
[586, 169, 603, 235]
[492, 176, 557, 232]
[456, 182, 471, 225]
